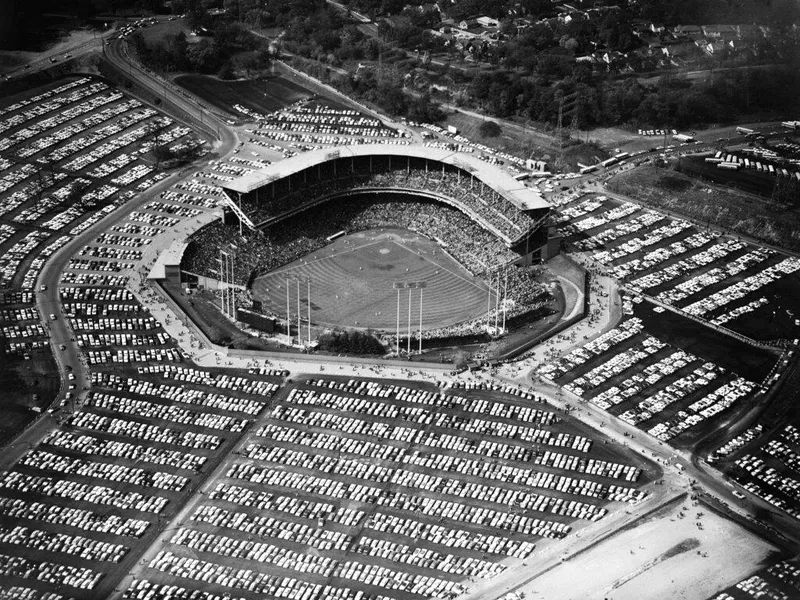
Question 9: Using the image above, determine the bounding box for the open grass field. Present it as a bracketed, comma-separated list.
[679, 156, 783, 198]
[720, 274, 800, 342]
[633, 299, 777, 383]
[0, 350, 59, 445]
[137, 19, 192, 45]
[607, 164, 800, 252]
[174, 73, 323, 116]
[252, 228, 496, 333]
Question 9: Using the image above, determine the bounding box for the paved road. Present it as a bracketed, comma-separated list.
[105, 36, 237, 150]
[4, 30, 117, 80]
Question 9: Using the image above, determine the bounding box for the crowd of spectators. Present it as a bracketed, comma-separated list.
[184, 196, 521, 286]
[230, 165, 535, 243]
[184, 195, 553, 342]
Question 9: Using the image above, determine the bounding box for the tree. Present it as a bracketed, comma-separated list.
[479, 120, 502, 138]
[186, 40, 220, 73]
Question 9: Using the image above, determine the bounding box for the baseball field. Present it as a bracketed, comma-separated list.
[251, 228, 497, 333]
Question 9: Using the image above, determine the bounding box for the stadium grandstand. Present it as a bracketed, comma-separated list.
[219, 144, 555, 263]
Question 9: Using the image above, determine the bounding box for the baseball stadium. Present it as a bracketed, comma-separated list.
[180, 144, 557, 347]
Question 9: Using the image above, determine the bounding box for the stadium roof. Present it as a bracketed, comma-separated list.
[221, 144, 549, 212]
[147, 240, 188, 280]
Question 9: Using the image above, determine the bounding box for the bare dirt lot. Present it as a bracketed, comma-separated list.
[509, 498, 778, 600]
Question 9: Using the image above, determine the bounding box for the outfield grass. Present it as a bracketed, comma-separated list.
[252, 228, 495, 333]
[608, 164, 800, 252]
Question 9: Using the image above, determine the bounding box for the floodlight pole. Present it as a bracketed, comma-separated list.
[396, 287, 401, 354]
[227, 252, 236, 318]
[501, 268, 508, 333]
[418, 287, 423, 354]
[218, 251, 226, 316]
[296, 279, 301, 344]
[486, 274, 492, 332]
[225, 252, 230, 317]
[237, 193, 243, 235]
[307, 279, 311, 346]
[494, 273, 500, 333]
[220, 249, 233, 318]
[407, 287, 412, 355]
[286, 277, 290, 340]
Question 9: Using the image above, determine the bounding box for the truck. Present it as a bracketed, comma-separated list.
[736, 126, 755, 136]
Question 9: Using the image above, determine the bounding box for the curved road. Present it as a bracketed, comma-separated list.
[104, 36, 237, 150]
[4, 45, 239, 462]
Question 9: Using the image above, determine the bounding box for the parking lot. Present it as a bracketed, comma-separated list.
[0, 77, 659, 599]
[3, 67, 800, 599]
[0, 74, 204, 422]
[123, 376, 652, 600]
[535, 190, 800, 451]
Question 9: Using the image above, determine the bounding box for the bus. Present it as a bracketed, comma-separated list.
[600, 157, 618, 168]
[736, 126, 755, 136]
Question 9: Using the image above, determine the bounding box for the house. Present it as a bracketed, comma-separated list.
[673, 24, 702, 38]
[602, 50, 623, 63]
[699, 40, 732, 56]
[664, 41, 700, 57]
[735, 24, 759, 39]
[458, 18, 480, 30]
[476, 16, 499, 28]
[702, 24, 737, 38]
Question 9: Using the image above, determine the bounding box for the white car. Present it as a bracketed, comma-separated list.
[732, 490, 746, 500]
[67, 373, 75, 381]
